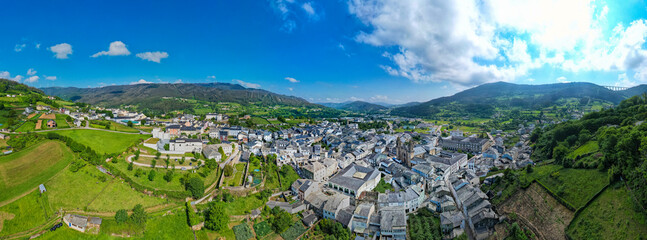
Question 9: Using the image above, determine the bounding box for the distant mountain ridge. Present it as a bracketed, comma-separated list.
[41, 82, 315, 108]
[318, 101, 388, 113]
[391, 81, 647, 118]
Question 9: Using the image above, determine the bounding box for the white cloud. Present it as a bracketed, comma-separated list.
[92, 41, 130, 58]
[556, 76, 569, 83]
[24, 76, 39, 83]
[288, 87, 294, 91]
[348, 0, 647, 86]
[14, 44, 26, 52]
[130, 79, 152, 85]
[302, 2, 318, 19]
[349, 96, 364, 101]
[270, 0, 297, 32]
[45, 76, 57, 80]
[49, 43, 73, 59]
[527, 78, 535, 82]
[174, 79, 183, 83]
[369, 95, 388, 102]
[615, 73, 637, 87]
[27, 68, 37, 76]
[136, 51, 169, 63]
[35, 43, 41, 49]
[207, 75, 216, 79]
[285, 77, 299, 83]
[0, 71, 24, 82]
[234, 79, 261, 89]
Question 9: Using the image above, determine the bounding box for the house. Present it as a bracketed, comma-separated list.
[63, 214, 102, 233]
[39, 184, 46, 193]
[439, 136, 493, 153]
[351, 203, 375, 235]
[47, 119, 57, 128]
[327, 164, 381, 198]
[301, 210, 318, 227]
[380, 209, 407, 240]
[169, 138, 203, 153]
[301, 161, 327, 182]
[202, 145, 222, 161]
[322, 194, 350, 220]
[377, 185, 425, 213]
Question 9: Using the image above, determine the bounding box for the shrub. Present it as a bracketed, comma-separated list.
[115, 209, 128, 224]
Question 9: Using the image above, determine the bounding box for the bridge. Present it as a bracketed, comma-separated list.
[603, 85, 629, 91]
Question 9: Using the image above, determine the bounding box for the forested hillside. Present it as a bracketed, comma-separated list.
[531, 94, 647, 211]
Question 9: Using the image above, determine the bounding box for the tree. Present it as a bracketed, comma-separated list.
[180, 156, 186, 165]
[135, 168, 144, 177]
[224, 165, 234, 177]
[164, 170, 174, 182]
[127, 121, 134, 127]
[155, 151, 161, 159]
[151, 159, 157, 168]
[164, 144, 170, 151]
[128, 162, 134, 171]
[186, 177, 204, 198]
[148, 169, 156, 181]
[204, 202, 229, 231]
[115, 209, 128, 224]
[552, 144, 569, 165]
[525, 164, 533, 173]
[130, 204, 147, 226]
[269, 207, 292, 233]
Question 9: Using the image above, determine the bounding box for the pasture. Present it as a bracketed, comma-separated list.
[0, 141, 73, 203]
[52, 129, 148, 155]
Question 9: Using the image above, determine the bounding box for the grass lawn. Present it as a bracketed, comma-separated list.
[197, 223, 236, 240]
[45, 165, 112, 211]
[54, 114, 70, 128]
[254, 220, 272, 237]
[223, 193, 266, 216]
[52, 129, 148, 155]
[224, 163, 247, 187]
[251, 117, 270, 125]
[567, 185, 647, 239]
[111, 160, 185, 191]
[142, 210, 195, 239]
[568, 141, 599, 159]
[0, 191, 52, 236]
[90, 120, 140, 133]
[0, 141, 73, 203]
[38, 225, 120, 240]
[87, 179, 168, 212]
[15, 121, 36, 132]
[374, 179, 394, 193]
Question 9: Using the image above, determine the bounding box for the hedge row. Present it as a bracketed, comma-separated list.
[534, 179, 577, 211]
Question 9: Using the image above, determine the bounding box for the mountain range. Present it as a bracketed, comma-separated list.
[390, 82, 647, 118]
[318, 101, 388, 113]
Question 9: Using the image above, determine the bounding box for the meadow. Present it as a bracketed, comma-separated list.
[0, 191, 52, 236]
[567, 185, 647, 239]
[52, 129, 148, 155]
[0, 141, 73, 203]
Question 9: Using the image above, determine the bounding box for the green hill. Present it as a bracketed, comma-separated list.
[391, 82, 643, 119]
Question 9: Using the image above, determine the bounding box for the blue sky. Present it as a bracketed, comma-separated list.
[2, 0, 647, 104]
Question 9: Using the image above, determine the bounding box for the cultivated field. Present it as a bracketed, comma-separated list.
[567, 185, 647, 240]
[52, 129, 148, 155]
[0, 141, 73, 203]
[499, 183, 574, 240]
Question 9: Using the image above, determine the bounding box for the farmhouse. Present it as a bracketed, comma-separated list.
[47, 119, 57, 128]
[63, 214, 102, 233]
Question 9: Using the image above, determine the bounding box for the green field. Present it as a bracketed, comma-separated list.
[223, 193, 266, 216]
[568, 141, 599, 159]
[567, 185, 647, 239]
[0, 191, 52, 236]
[52, 129, 148, 155]
[54, 114, 70, 128]
[253, 220, 272, 237]
[87, 178, 168, 212]
[534, 168, 607, 208]
[141, 211, 195, 239]
[0, 141, 73, 203]
[112, 160, 185, 191]
[90, 120, 139, 133]
[233, 223, 253, 240]
[224, 163, 247, 187]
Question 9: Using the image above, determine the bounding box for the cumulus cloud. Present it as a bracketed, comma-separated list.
[285, 77, 299, 83]
[288, 87, 294, 91]
[302, 2, 318, 20]
[24, 76, 39, 83]
[207, 75, 216, 79]
[349, 96, 364, 101]
[92, 41, 130, 58]
[49, 43, 73, 59]
[616, 73, 637, 87]
[234, 79, 261, 89]
[556, 76, 569, 83]
[35, 43, 41, 49]
[136, 51, 169, 63]
[174, 79, 183, 83]
[45, 76, 57, 80]
[27, 68, 37, 76]
[130, 79, 152, 85]
[0, 71, 24, 82]
[14, 44, 26, 52]
[348, 0, 647, 86]
[370, 95, 388, 102]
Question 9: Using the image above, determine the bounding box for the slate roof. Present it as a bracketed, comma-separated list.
[328, 164, 380, 193]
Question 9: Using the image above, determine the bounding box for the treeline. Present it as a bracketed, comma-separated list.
[531, 94, 647, 211]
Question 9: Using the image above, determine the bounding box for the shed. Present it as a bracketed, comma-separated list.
[38, 184, 46, 193]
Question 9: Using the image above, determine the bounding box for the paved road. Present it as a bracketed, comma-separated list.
[13, 126, 148, 135]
